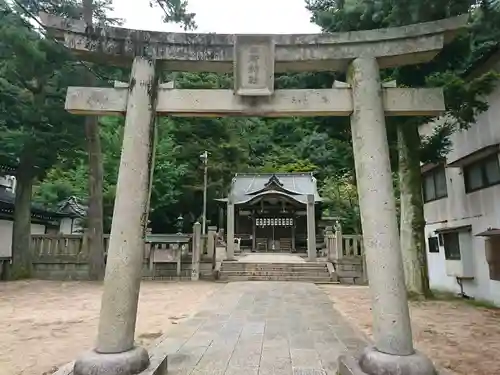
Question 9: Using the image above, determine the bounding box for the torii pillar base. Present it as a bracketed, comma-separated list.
[74, 347, 150, 375]
[339, 347, 437, 375]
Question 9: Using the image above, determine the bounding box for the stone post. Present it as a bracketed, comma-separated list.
[226, 193, 235, 261]
[362, 248, 369, 284]
[74, 57, 156, 375]
[145, 228, 152, 270]
[306, 194, 316, 262]
[191, 222, 201, 281]
[207, 226, 217, 259]
[325, 226, 334, 261]
[335, 220, 343, 260]
[339, 57, 436, 375]
[176, 243, 182, 278]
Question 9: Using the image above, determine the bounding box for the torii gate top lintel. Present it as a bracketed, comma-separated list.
[40, 12, 467, 73]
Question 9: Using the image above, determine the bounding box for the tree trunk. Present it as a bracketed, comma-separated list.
[83, 0, 105, 281]
[9, 153, 34, 279]
[398, 123, 432, 298]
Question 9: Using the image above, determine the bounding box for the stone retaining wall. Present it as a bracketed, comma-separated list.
[29, 234, 217, 281]
[32, 257, 215, 281]
[335, 256, 367, 285]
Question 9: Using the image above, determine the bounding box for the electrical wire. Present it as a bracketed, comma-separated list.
[10, 0, 115, 84]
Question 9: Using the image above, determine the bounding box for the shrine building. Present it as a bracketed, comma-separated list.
[217, 173, 323, 253]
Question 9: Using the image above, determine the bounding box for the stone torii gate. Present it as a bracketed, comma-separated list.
[41, 13, 465, 375]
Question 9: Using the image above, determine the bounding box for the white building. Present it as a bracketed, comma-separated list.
[0, 169, 85, 259]
[420, 49, 500, 306]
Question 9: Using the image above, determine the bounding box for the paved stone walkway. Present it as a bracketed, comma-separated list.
[155, 282, 367, 375]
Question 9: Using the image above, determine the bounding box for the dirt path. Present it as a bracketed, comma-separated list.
[321, 285, 500, 375]
[0, 280, 221, 375]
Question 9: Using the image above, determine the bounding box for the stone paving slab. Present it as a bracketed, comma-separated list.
[163, 282, 367, 375]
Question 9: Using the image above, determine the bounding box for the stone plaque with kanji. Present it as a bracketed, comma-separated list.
[234, 35, 275, 96]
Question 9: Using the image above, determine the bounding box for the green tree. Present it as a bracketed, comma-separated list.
[150, 0, 196, 30]
[82, 0, 105, 280]
[306, 0, 500, 296]
[0, 1, 87, 278]
[320, 173, 360, 233]
[35, 116, 188, 231]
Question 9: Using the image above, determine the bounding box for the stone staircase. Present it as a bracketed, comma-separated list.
[219, 261, 338, 283]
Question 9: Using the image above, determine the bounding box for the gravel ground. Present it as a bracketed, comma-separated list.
[321, 285, 500, 375]
[2, 281, 498, 375]
[0, 280, 221, 375]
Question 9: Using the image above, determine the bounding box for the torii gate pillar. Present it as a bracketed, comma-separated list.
[40, 12, 467, 375]
[341, 57, 436, 374]
[73, 57, 157, 375]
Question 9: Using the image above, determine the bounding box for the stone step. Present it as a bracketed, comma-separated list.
[219, 260, 336, 283]
[221, 262, 328, 269]
[221, 271, 331, 277]
[222, 275, 338, 282]
[223, 261, 326, 268]
[221, 266, 328, 272]
[223, 260, 327, 267]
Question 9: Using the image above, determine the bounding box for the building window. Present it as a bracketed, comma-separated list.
[464, 154, 500, 193]
[442, 232, 461, 260]
[423, 166, 448, 202]
[428, 236, 439, 253]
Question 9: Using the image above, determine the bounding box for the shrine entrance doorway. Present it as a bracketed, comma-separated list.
[254, 214, 295, 253]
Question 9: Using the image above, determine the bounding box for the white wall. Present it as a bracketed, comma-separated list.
[421, 73, 500, 306]
[0, 219, 46, 258]
[0, 175, 16, 191]
[59, 217, 84, 234]
[59, 217, 73, 234]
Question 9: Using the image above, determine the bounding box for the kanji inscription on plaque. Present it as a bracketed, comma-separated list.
[234, 35, 275, 96]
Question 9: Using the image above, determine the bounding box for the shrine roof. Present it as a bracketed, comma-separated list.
[218, 173, 322, 205]
[0, 188, 72, 223]
[57, 196, 87, 218]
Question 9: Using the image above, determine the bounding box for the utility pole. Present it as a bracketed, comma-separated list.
[200, 151, 208, 235]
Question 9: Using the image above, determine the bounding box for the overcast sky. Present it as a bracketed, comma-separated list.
[110, 0, 321, 34]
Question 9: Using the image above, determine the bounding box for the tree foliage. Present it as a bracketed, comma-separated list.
[306, 0, 500, 296]
[0, 0, 90, 277]
[150, 0, 196, 30]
